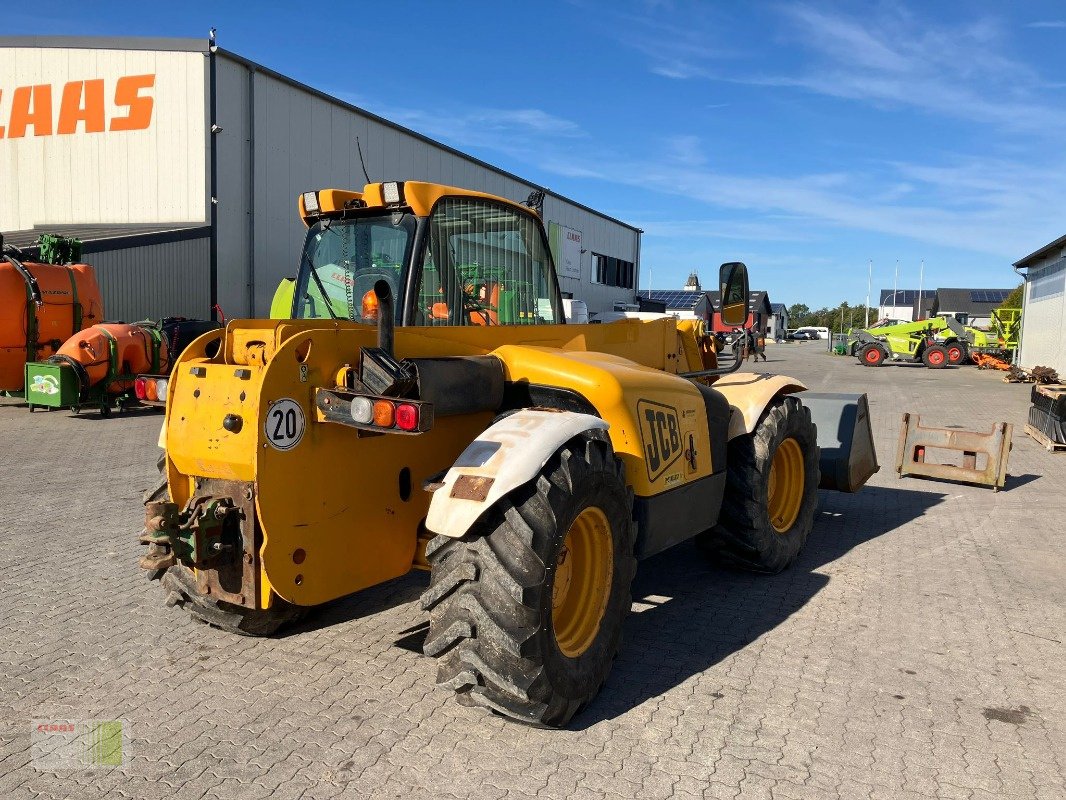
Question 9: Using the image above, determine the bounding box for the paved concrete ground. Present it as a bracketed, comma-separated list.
[0, 340, 1063, 800]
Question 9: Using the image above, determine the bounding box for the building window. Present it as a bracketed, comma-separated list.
[591, 252, 635, 289]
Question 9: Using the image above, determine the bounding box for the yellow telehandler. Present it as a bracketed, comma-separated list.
[140, 181, 877, 726]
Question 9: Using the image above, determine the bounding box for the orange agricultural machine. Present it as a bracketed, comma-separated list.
[25, 322, 170, 416]
[1, 235, 103, 392]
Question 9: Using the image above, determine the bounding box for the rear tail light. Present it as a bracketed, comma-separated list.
[395, 403, 418, 431]
[134, 377, 148, 400]
[316, 388, 432, 434]
[155, 378, 168, 399]
[145, 380, 159, 401]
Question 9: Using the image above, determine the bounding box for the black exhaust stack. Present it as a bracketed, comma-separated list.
[358, 280, 413, 396]
[374, 279, 394, 358]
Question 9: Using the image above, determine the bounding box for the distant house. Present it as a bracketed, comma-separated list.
[636, 271, 713, 321]
[1013, 234, 1065, 374]
[769, 303, 789, 340]
[635, 271, 772, 334]
[924, 288, 1014, 327]
[878, 289, 935, 322]
[708, 290, 773, 335]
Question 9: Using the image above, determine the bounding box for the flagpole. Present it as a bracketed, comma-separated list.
[866, 259, 872, 327]
[893, 259, 899, 319]
[918, 258, 924, 319]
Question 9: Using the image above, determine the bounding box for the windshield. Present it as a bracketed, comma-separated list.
[293, 214, 416, 321]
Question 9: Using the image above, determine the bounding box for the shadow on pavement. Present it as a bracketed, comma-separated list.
[572, 484, 948, 729]
[1002, 473, 1041, 490]
[284, 485, 947, 725]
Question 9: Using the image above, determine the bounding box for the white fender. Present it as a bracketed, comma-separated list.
[711, 373, 807, 439]
[425, 409, 609, 539]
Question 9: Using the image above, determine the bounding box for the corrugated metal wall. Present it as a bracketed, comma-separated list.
[1019, 253, 1066, 373]
[214, 54, 640, 318]
[88, 236, 211, 323]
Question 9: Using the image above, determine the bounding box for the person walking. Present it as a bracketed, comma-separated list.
[750, 329, 767, 362]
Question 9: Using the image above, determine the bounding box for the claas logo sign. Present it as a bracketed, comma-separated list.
[0, 75, 154, 138]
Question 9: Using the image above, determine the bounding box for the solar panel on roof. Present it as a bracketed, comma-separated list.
[639, 290, 704, 308]
[969, 290, 1010, 303]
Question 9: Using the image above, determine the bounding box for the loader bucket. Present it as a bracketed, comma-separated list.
[800, 392, 879, 492]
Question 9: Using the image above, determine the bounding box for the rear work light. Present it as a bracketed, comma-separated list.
[382, 181, 403, 205]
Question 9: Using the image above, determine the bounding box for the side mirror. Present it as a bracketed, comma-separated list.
[719, 262, 750, 327]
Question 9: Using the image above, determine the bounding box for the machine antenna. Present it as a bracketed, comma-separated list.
[356, 137, 372, 184]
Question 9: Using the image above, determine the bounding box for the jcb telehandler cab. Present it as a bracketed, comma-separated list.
[140, 181, 877, 726]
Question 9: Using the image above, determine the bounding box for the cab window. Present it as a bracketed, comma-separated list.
[414, 197, 560, 326]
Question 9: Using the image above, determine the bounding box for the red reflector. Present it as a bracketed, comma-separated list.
[395, 403, 418, 431]
[134, 377, 148, 400]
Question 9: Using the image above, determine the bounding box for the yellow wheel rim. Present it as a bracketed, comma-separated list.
[552, 506, 614, 658]
[767, 437, 805, 534]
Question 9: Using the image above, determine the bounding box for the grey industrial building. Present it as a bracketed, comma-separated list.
[1014, 235, 1066, 374]
[1, 36, 641, 321]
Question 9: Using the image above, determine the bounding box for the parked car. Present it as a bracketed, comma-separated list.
[787, 330, 816, 340]
[792, 326, 830, 340]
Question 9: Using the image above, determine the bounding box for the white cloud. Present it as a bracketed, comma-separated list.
[744, 4, 1063, 132]
[1026, 20, 1066, 29]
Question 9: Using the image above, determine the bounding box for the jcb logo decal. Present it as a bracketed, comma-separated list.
[637, 400, 683, 482]
[0, 75, 155, 139]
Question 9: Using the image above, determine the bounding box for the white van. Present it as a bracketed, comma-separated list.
[793, 326, 830, 340]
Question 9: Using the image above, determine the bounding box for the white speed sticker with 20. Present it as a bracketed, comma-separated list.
[265, 398, 305, 451]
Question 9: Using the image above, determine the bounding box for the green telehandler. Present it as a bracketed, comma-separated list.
[849, 317, 968, 368]
[849, 309, 1022, 368]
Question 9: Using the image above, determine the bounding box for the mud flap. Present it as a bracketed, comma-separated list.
[800, 392, 879, 492]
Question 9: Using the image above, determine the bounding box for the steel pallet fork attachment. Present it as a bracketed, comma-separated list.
[895, 413, 1012, 491]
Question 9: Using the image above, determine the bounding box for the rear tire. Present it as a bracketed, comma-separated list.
[159, 564, 307, 636]
[945, 342, 967, 365]
[859, 343, 885, 367]
[698, 397, 819, 574]
[922, 345, 948, 368]
[421, 436, 636, 727]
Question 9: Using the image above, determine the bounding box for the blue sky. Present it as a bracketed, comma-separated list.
[8, 1, 1066, 308]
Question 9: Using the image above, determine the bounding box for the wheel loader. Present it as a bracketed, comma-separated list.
[139, 181, 878, 727]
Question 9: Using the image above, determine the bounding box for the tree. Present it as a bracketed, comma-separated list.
[998, 283, 1024, 311]
[787, 303, 810, 325]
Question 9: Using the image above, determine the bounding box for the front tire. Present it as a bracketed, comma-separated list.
[922, 344, 948, 368]
[421, 435, 637, 727]
[859, 343, 886, 367]
[698, 397, 819, 574]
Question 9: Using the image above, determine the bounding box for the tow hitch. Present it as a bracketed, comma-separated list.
[139, 481, 259, 608]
